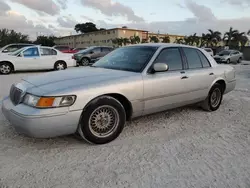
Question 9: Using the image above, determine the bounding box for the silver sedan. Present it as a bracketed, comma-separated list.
[2, 43, 236, 144]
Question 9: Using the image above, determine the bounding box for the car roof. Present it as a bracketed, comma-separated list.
[126, 43, 200, 49]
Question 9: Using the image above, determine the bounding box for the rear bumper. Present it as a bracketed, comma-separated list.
[2, 97, 82, 138]
[224, 79, 236, 94]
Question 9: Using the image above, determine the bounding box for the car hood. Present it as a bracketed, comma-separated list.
[22, 67, 138, 95]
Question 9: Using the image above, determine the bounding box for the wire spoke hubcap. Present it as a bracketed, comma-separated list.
[0, 65, 11, 73]
[210, 88, 221, 108]
[89, 105, 119, 138]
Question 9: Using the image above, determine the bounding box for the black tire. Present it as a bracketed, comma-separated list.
[226, 59, 230, 64]
[81, 57, 90, 66]
[237, 57, 242, 64]
[54, 61, 67, 70]
[0, 62, 13, 75]
[201, 83, 223, 111]
[77, 96, 126, 144]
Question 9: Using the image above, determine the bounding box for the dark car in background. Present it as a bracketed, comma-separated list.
[73, 46, 113, 66]
[0, 43, 35, 54]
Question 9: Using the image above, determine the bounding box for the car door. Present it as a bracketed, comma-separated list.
[40, 47, 57, 69]
[90, 47, 102, 60]
[180, 47, 216, 102]
[142, 47, 188, 115]
[14, 47, 41, 70]
[232, 51, 240, 62]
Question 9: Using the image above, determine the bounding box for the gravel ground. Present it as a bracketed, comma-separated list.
[0, 63, 250, 188]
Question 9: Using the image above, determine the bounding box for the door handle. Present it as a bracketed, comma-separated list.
[181, 76, 189, 79]
[209, 73, 214, 75]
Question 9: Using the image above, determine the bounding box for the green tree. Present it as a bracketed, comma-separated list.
[34, 35, 57, 46]
[200, 33, 209, 47]
[223, 27, 239, 46]
[130, 35, 140, 44]
[122, 37, 130, 46]
[0, 28, 30, 47]
[174, 38, 184, 44]
[161, 36, 170, 43]
[206, 29, 221, 47]
[149, 36, 159, 43]
[74, 22, 99, 33]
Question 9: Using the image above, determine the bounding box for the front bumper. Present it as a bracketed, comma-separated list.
[2, 97, 82, 138]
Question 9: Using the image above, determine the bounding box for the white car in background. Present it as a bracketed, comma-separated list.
[203, 48, 214, 56]
[0, 46, 76, 74]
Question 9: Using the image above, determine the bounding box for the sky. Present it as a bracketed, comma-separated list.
[1, 0, 250, 40]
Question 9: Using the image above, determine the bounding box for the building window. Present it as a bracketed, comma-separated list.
[107, 31, 110, 34]
[113, 30, 116, 33]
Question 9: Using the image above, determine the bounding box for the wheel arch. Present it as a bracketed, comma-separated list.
[54, 60, 67, 68]
[0, 61, 15, 71]
[209, 78, 226, 94]
[82, 93, 133, 121]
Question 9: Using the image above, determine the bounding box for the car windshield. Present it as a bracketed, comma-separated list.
[91, 46, 158, 72]
[218, 50, 231, 55]
[9, 48, 25, 56]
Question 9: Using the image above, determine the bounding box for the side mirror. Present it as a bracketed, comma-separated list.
[2, 49, 8, 53]
[153, 63, 169, 72]
[17, 53, 22, 57]
[89, 51, 94, 54]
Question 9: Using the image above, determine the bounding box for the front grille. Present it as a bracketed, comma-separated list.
[9, 85, 23, 105]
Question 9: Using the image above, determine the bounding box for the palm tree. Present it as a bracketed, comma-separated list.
[174, 38, 184, 44]
[206, 29, 221, 47]
[122, 37, 130, 46]
[130, 35, 140, 44]
[200, 33, 209, 47]
[223, 27, 239, 46]
[161, 36, 170, 43]
[141, 39, 148, 43]
[149, 36, 159, 43]
[231, 32, 247, 50]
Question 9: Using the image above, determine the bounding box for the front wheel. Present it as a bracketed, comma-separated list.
[201, 83, 223, 111]
[81, 58, 90, 66]
[54, 61, 67, 71]
[0, 62, 13, 74]
[77, 96, 126, 144]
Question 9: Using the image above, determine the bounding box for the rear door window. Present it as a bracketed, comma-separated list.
[197, 50, 211, 68]
[183, 47, 203, 69]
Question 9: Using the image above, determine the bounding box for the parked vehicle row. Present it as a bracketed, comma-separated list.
[2, 43, 236, 144]
[0, 46, 76, 74]
[53, 45, 87, 53]
[72, 46, 113, 66]
[213, 49, 243, 64]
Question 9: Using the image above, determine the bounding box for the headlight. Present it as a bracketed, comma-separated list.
[23, 94, 76, 108]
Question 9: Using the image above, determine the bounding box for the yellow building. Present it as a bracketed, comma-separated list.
[54, 28, 185, 48]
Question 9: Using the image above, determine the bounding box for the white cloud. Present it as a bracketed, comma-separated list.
[57, 16, 77, 28]
[80, 0, 144, 22]
[10, 0, 60, 15]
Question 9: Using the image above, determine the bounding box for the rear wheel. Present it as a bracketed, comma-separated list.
[54, 61, 67, 71]
[81, 57, 90, 66]
[0, 62, 13, 74]
[77, 96, 126, 144]
[201, 83, 223, 111]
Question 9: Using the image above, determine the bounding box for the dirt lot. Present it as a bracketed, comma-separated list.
[0, 63, 250, 188]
